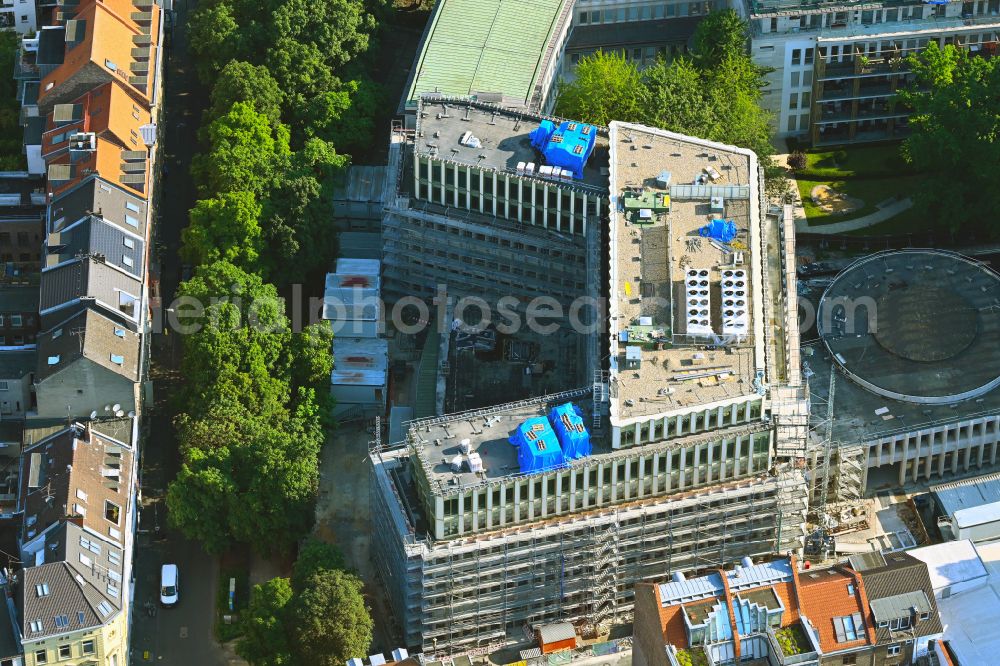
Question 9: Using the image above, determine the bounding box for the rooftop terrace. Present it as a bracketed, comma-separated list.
[408, 389, 597, 493]
[607, 124, 767, 422]
[414, 98, 610, 192]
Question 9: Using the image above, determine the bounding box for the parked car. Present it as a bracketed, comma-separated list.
[797, 262, 837, 278]
[160, 564, 179, 607]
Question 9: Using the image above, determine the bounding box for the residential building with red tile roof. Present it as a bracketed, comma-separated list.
[796, 565, 874, 661]
[40, 79, 151, 200]
[37, 0, 159, 116]
[633, 554, 943, 666]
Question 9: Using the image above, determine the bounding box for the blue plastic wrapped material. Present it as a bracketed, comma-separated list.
[509, 416, 565, 473]
[527, 119, 598, 179]
[699, 219, 738, 243]
[547, 403, 591, 460]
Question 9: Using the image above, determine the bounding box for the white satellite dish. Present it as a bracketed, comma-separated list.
[112, 404, 121, 412]
[114, 410, 124, 417]
[89, 410, 98, 419]
[103, 405, 111, 412]
[127, 411, 136, 418]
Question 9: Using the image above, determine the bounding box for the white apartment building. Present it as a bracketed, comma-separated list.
[745, 0, 1000, 144]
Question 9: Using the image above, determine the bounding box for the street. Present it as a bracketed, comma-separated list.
[129, 0, 231, 662]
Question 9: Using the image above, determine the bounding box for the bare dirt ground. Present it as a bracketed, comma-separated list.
[810, 184, 863, 214]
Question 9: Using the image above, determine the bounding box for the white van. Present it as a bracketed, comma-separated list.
[159, 564, 179, 607]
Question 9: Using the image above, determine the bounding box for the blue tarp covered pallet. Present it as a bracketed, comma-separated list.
[699, 219, 738, 243]
[509, 416, 566, 473]
[547, 403, 591, 459]
[529, 119, 598, 179]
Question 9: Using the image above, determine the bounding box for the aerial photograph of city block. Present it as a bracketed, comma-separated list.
[0, 0, 996, 664]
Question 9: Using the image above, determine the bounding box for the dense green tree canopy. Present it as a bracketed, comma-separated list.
[292, 538, 345, 592]
[208, 61, 284, 128]
[555, 14, 777, 177]
[181, 191, 263, 271]
[555, 51, 643, 127]
[900, 42, 1000, 236]
[238, 578, 295, 666]
[691, 9, 748, 69]
[193, 102, 291, 197]
[290, 570, 373, 665]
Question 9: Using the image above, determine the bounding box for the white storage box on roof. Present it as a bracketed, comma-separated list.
[323, 259, 382, 338]
[331, 337, 388, 412]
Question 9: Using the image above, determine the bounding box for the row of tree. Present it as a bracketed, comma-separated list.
[237, 539, 374, 665]
[165, 0, 383, 556]
[166, 2, 381, 661]
[555, 11, 780, 185]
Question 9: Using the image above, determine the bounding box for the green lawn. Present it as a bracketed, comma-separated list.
[796, 176, 916, 226]
[790, 142, 912, 180]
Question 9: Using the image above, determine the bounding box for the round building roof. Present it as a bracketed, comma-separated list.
[818, 249, 1000, 405]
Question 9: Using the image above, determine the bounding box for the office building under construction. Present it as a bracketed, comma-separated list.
[370, 115, 810, 655]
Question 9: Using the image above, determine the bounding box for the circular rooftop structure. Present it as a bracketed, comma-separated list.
[818, 249, 1000, 405]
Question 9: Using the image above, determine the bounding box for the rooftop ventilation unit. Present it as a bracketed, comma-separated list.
[685, 268, 713, 337]
[721, 269, 749, 337]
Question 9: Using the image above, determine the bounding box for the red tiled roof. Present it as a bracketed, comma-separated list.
[795, 566, 873, 653]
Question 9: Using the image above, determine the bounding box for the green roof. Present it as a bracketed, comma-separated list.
[405, 0, 567, 110]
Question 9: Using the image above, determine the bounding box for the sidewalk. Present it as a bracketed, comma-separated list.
[795, 196, 913, 234]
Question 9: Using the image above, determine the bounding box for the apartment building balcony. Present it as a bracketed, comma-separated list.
[818, 81, 896, 101]
[813, 122, 909, 146]
[817, 57, 911, 80]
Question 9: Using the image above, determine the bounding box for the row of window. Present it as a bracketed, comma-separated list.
[33, 639, 96, 663]
[576, 1, 722, 25]
[0, 314, 30, 328]
[0, 231, 37, 246]
[620, 400, 763, 446]
[396, 215, 586, 260]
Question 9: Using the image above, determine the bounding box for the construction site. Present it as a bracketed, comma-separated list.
[369, 109, 812, 655]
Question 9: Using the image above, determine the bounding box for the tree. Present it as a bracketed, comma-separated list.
[188, 3, 245, 83]
[238, 578, 294, 666]
[292, 538, 345, 591]
[555, 51, 643, 126]
[900, 42, 1000, 236]
[787, 151, 807, 171]
[193, 102, 291, 198]
[181, 191, 264, 271]
[261, 139, 348, 282]
[208, 61, 284, 127]
[268, 0, 375, 70]
[640, 58, 716, 137]
[321, 77, 382, 153]
[166, 446, 235, 554]
[290, 570, 373, 665]
[290, 323, 335, 393]
[691, 9, 749, 69]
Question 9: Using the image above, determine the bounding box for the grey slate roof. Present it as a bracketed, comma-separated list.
[39, 255, 141, 325]
[0, 350, 36, 379]
[46, 214, 144, 278]
[870, 591, 933, 623]
[35, 306, 141, 382]
[19, 521, 123, 642]
[48, 177, 147, 237]
[855, 551, 944, 643]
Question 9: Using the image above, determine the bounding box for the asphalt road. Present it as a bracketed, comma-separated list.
[130, 0, 230, 662]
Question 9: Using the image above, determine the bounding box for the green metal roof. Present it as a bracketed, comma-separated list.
[405, 0, 567, 110]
